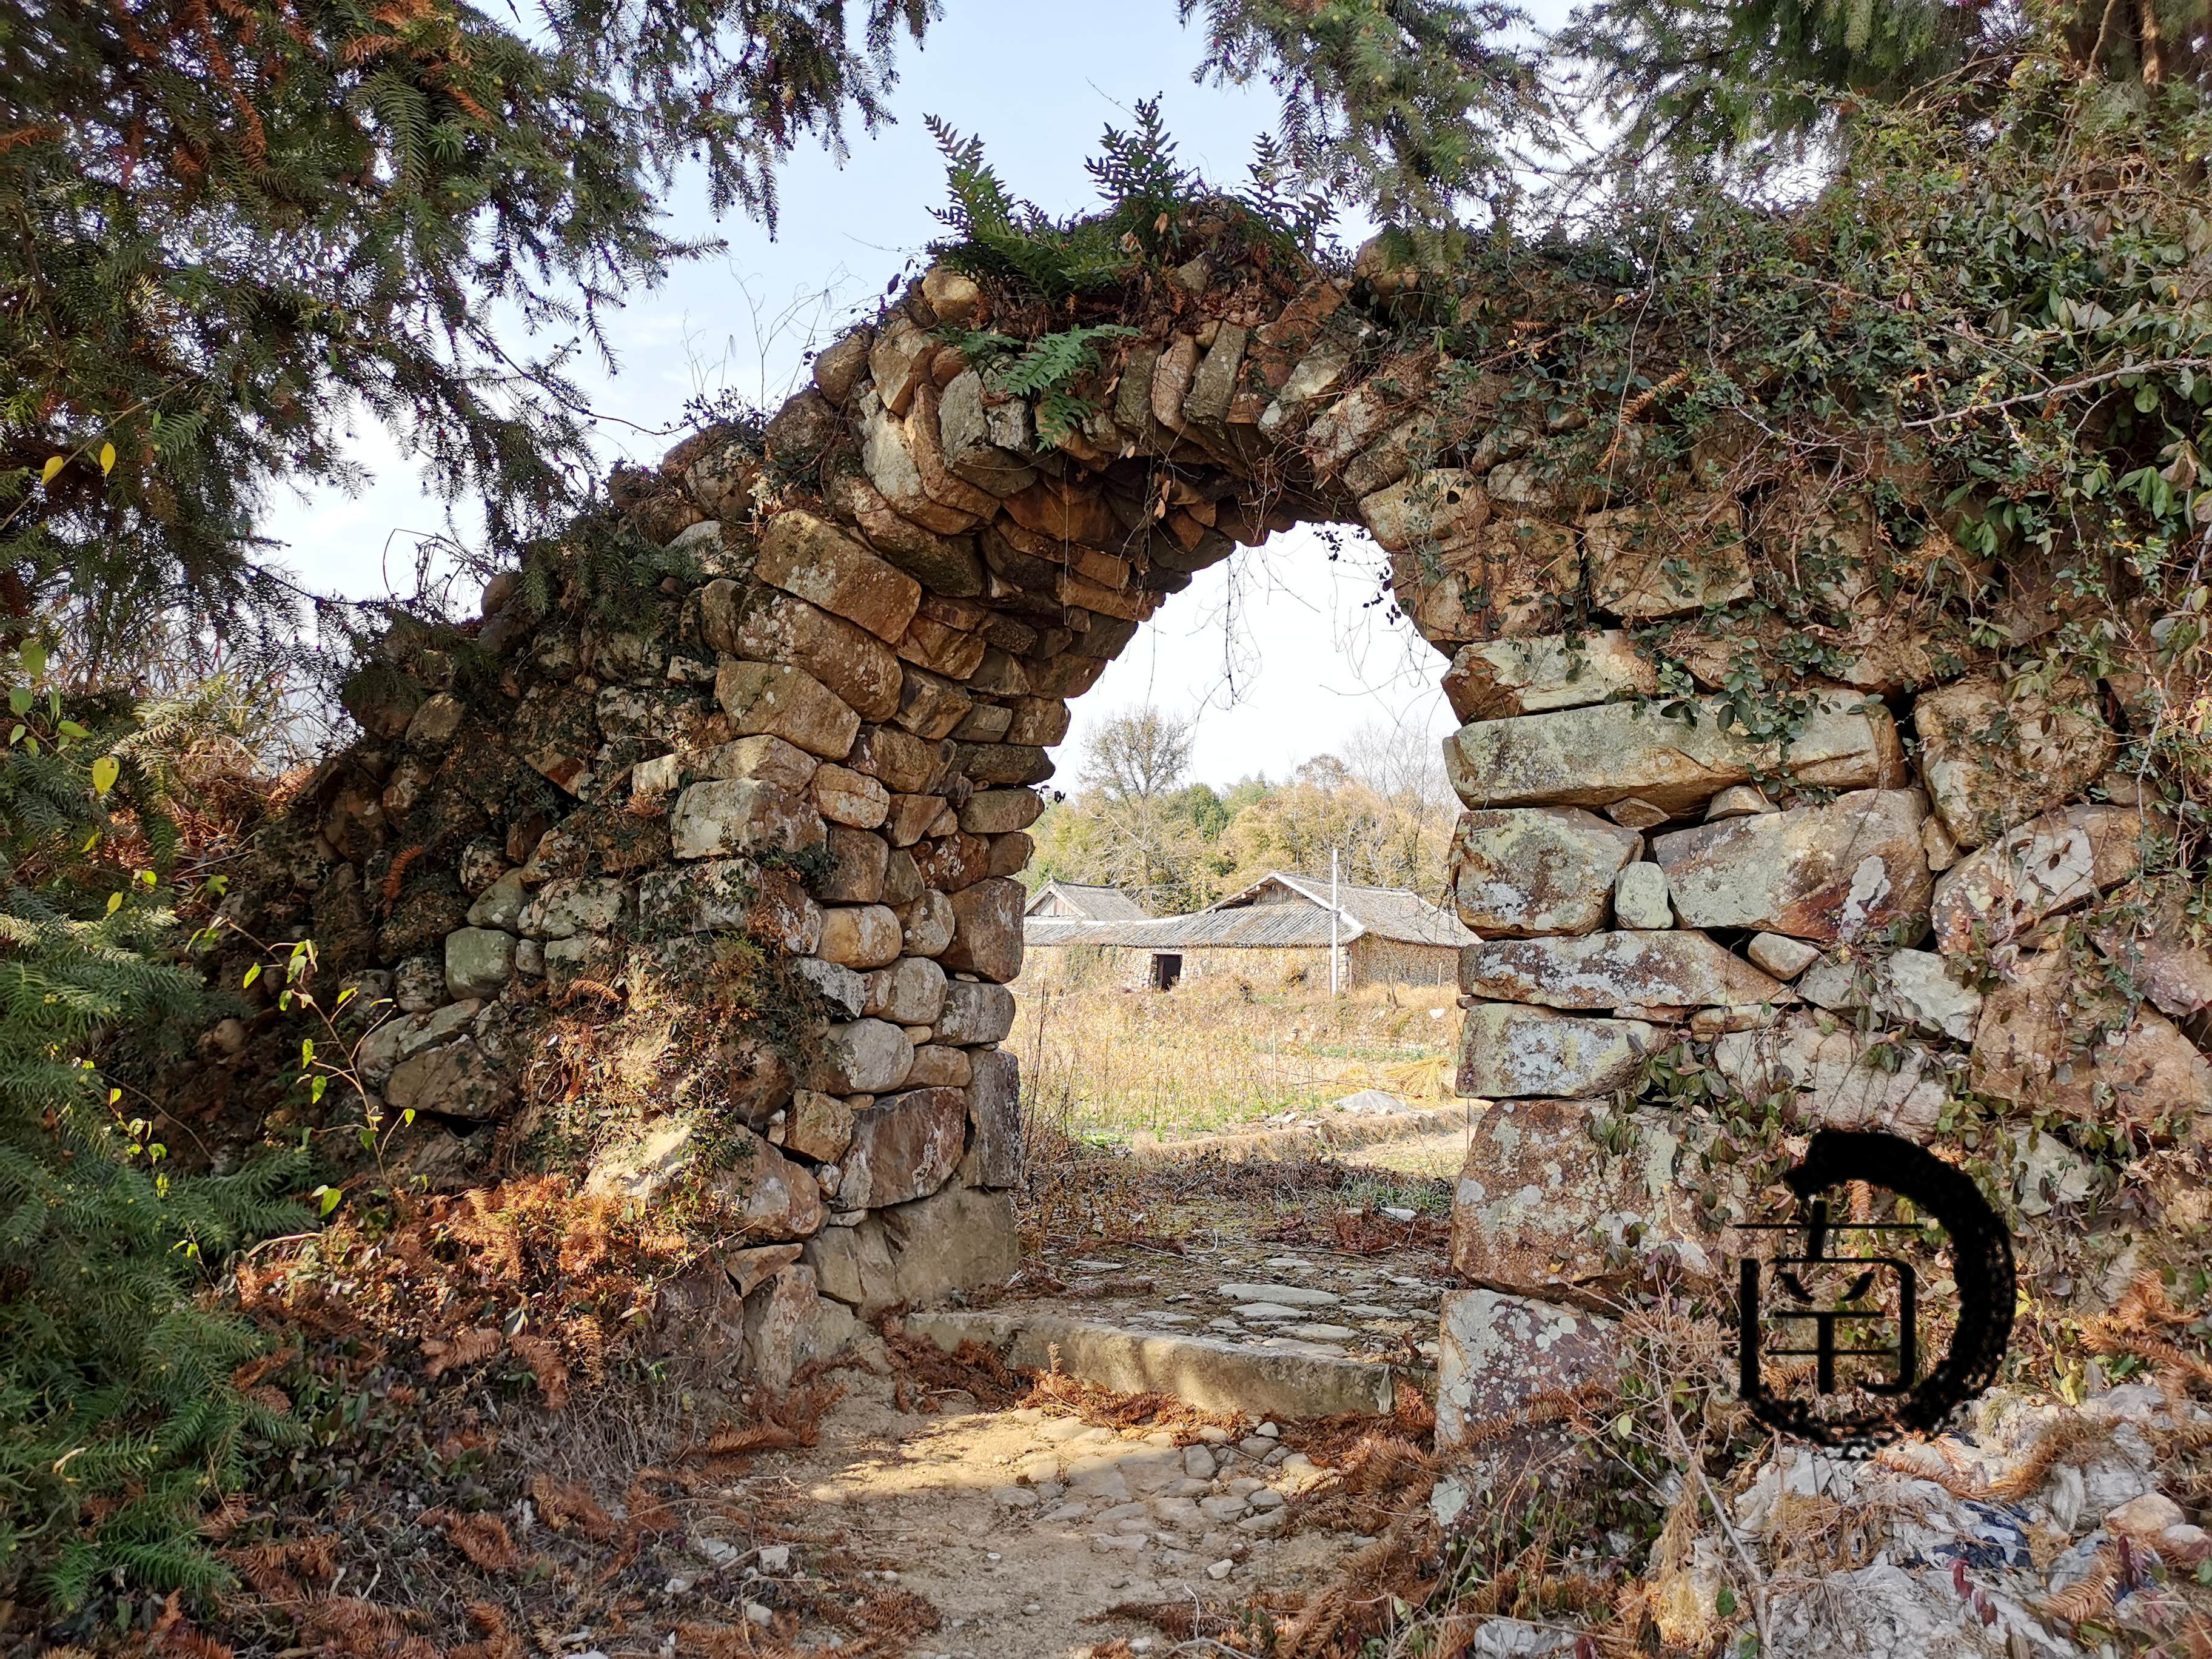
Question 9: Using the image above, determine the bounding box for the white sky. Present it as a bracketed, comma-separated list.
[264, 0, 1570, 788]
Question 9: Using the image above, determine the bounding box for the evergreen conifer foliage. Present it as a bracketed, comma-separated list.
[0, 648, 304, 1607]
[0, 0, 940, 681]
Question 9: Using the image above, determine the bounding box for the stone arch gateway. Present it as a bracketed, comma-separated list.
[175, 224, 2204, 1436]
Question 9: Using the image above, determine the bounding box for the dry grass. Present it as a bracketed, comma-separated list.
[1011, 977, 1461, 1142]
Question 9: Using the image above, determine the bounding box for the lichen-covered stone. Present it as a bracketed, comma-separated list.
[1796, 948, 1983, 1042]
[937, 977, 1016, 1045]
[1448, 808, 1643, 938]
[1457, 1003, 1657, 1098]
[1584, 495, 1751, 618]
[1450, 1099, 1706, 1302]
[839, 1087, 967, 1208]
[443, 927, 516, 999]
[518, 876, 629, 940]
[386, 1036, 514, 1122]
[1460, 931, 1785, 1011]
[1441, 630, 1659, 724]
[1653, 789, 1931, 944]
[669, 779, 826, 861]
[1712, 1015, 1948, 1138]
[1970, 952, 2212, 1134]
[1611, 863, 1672, 930]
[1445, 692, 1905, 816]
[1930, 804, 2173, 954]
[760, 511, 924, 646]
[714, 660, 860, 760]
[637, 860, 821, 953]
[1915, 674, 2114, 848]
[1435, 1289, 1621, 1456]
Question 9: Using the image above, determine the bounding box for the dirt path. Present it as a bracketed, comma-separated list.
[722, 1366, 1373, 1658]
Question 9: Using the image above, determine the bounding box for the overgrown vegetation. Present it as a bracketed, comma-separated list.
[0, 647, 304, 1609]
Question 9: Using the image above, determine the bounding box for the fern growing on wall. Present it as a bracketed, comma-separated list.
[947, 324, 1142, 444]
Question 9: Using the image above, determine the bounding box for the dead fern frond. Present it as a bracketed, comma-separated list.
[424, 1508, 530, 1573]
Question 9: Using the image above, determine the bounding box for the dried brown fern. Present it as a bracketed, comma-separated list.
[529, 1474, 618, 1541]
[424, 1507, 532, 1573]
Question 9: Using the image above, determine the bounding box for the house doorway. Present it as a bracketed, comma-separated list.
[1150, 953, 1183, 993]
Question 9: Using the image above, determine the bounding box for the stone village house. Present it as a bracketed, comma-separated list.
[1022, 871, 1475, 991]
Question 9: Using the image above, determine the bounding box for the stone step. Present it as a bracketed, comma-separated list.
[905, 1309, 1403, 1421]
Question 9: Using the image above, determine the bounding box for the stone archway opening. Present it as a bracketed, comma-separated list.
[170, 204, 2195, 1489]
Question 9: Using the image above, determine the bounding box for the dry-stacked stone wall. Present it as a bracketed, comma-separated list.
[172, 230, 2207, 1417]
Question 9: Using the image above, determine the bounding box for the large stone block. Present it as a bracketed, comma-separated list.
[386, 1036, 514, 1121]
[1441, 630, 1659, 724]
[1435, 1289, 1621, 1457]
[1930, 804, 2173, 954]
[741, 1263, 859, 1390]
[938, 369, 1037, 497]
[865, 954, 948, 1025]
[1447, 808, 1642, 938]
[695, 732, 820, 792]
[443, 927, 515, 999]
[813, 763, 891, 829]
[785, 1089, 855, 1162]
[715, 660, 859, 760]
[1915, 674, 2114, 848]
[817, 1017, 914, 1093]
[1449, 1099, 1704, 1304]
[1712, 1014, 1948, 1138]
[518, 875, 630, 939]
[1457, 1003, 1657, 1098]
[818, 903, 903, 970]
[756, 506, 920, 641]
[1796, 948, 1982, 1042]
[1584, 496, 1751, 618]
[941, 877, 1025, 982]
[2094, 896, 2212, 1018]
[803, 1181, 1019, 1317]
[705, 1126, 826, 1241]
[966, 1047, 1022, 1189]
[959, 788, 1044, 836]
[840, 1087, 968, 1208]
[728, 591, 902, 723]
[937, 978, 1016, 1045]
[1652, 789, 1931, 944]
[1358, 468, 1490, 552]
[1460, 931, 1787, 1011]
[1444, 692, 1905, 817]
[1971, 951, 2212, 1134]
[1389, 517, 1580, 644]
[670, 778, 826, 860]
